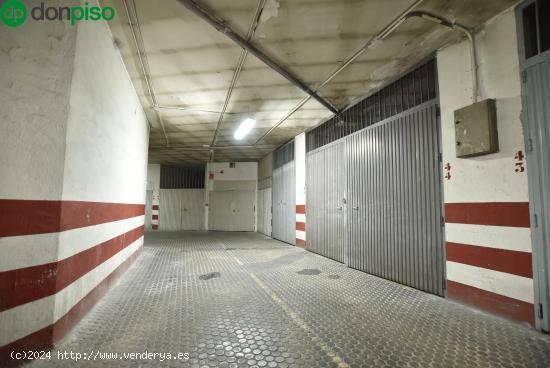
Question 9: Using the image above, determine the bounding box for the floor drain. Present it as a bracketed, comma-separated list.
[199, 272, 221, 280]
[297, 268, 321, 275]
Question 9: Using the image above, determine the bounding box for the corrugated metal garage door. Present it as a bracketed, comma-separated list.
[159, 189, 205, 231]
[272, 161, 295, 244]
[523, 33, 550, 332]
[305, 61, 444, 296]
[306, 102, 444, 295]
[306, 141, 347, 263]
[257, 188, 272, 236]
[346, 102, 444, 295]
[209, 190, 256, 231]
[272, 141, 296, 245]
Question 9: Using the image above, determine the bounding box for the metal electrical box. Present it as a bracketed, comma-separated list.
[454, 99, 499, 158]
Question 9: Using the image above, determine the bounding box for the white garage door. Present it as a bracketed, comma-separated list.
[159, 189, 205, 231]
[209, 190, 255, 231]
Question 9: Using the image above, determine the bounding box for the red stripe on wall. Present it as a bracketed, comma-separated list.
[0, 200, 145, 237]
[296, 238, 306, 248]
[446, 242, 533, 278]
[296, 205, 306, 214]
[447, 280, 534, 325]
[60, 202, 144, 232]
[0, 225, 144, 312]
[0, 247, 142, 365]
[444, 202, 530, 228]
[296, 222, 306, 231]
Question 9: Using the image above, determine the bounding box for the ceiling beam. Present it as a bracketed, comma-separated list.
[209, 0, 267, 162]
[176, 0, 339, 115]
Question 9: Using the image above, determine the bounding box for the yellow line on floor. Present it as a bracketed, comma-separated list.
[216, 238, 244, 265]
[249, 273, 350, 368]
[216, 236, 348, 366]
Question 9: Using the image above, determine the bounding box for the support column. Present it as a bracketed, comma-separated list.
[295, 133, 307, 247]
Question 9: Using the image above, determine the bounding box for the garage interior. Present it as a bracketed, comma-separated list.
[1, 0, 550, 366]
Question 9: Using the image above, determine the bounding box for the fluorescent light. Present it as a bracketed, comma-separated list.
[234, 118, 256, 140]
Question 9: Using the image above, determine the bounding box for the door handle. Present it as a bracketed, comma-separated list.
[353, 206, 359, 211]
[337, 206, 343, 211]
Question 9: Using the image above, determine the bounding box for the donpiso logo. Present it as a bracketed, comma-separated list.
[0, 0, 27, 28]
[0, 0, 115, 28]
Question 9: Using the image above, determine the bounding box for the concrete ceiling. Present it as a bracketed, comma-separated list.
[103, 0, 516, 164]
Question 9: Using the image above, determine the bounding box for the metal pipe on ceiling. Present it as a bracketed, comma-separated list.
[122, 0, 169, 145]
[176, 0, 339, 114]
[155, 105, 237, 115]
[406, 11, 478, 103]
[209, 0, 268, 161]
[253, 0, 425, 145]
[150, 145, 276, 151]
[253, 96, 311, 145]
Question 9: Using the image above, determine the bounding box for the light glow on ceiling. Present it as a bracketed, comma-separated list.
[234, 118, 256, 140]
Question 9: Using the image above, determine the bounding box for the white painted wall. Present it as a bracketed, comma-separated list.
[62, 18, 149, 204]
[0, 11, 149, 348]
[147, 164, 161, 191]
[438, 8, 529, 203]
[207, 162, 258, 182]
[54, 16, 149, 317]
[0, 7, 76, 348]
[0, 16, 76, 200]
[0, 8, 78, 341]
[437, 7, 534, 321]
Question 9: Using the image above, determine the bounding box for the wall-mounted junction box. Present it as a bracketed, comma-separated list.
[454, 99, 499, 158]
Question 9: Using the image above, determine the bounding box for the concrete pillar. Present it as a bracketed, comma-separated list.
[295, 133, 306, 247]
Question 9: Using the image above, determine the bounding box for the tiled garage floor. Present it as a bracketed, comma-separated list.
[28, 232, 550, 367]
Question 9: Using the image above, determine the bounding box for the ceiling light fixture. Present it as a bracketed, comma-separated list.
[234, 118, 256, 140]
